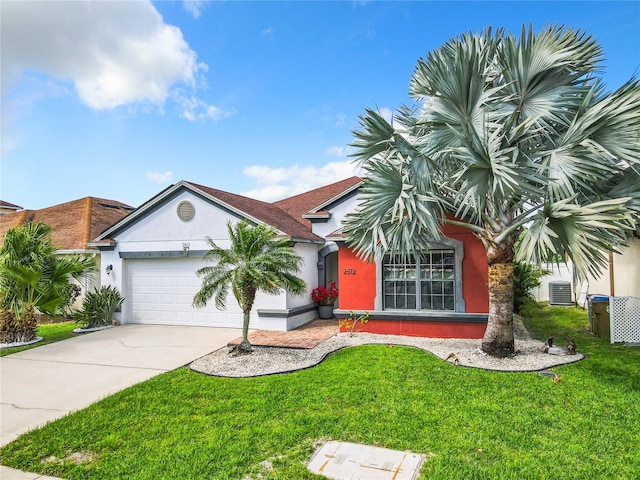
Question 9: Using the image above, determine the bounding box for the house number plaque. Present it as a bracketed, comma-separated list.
[343, 268, 356, 275]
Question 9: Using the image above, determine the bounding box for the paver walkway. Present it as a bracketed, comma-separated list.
[228, 318, 338, 348]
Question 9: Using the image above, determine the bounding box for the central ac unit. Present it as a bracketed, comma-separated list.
[549, 281, 573, 305]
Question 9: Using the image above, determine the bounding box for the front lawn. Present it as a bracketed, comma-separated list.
[1, 303, 638, 479]
[0, 321, 76, 357]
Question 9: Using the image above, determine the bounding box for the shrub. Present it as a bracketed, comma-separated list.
[513, 261, 549, 313]
[75, 286, 124, 328]
[0, 222, 95, 343]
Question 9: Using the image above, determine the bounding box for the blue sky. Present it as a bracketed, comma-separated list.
[2, 1, 639, 210]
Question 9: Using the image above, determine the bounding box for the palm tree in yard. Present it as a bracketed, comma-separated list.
[345, 25, 640, 357]
[0, 222, 96, 343]
[193, 221, 306, 353]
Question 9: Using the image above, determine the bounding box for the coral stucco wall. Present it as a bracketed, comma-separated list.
[443, 224, 489, 314]
[338, 223, 489, 314]
[346, 319, 487, 339]
[338, 247, 376, 310]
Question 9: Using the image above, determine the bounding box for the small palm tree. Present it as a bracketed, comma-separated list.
[0, 222, 96, 343]
[193, 221, 307, 353]
[345, 25, 640, 357]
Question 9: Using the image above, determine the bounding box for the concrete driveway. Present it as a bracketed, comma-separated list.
[0, 324, 242, 448]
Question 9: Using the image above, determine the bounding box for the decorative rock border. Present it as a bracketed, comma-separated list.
[72, 325, 114, 334]
[190, 332, 585, 378]
[0, 336, 44, 349]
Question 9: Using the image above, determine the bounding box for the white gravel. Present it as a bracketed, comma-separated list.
[190, 318, 584, 377]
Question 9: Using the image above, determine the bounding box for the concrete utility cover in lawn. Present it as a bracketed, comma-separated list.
[308, 441, 424, 480]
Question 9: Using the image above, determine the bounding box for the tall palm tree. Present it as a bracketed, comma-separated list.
[193, 221, 307, 353]
[344, 25, 640, 357]
[0, 222, 96, 342]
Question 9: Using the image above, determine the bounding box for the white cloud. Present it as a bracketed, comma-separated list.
[241, 161, 361, 201]
[174, 93, 237, 122]
[183, 0, 207, 19]
[326, 146, 346, 157]
[261, 27, 274, 38]
[1, 129, 22, 157]
[335, 113, 347, 126]
[1, 1, 205, 110]
[378, 107, 394, 123]
[147, 171, 174, 183]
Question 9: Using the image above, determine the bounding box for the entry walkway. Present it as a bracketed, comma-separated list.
[228, 318, 338, 348]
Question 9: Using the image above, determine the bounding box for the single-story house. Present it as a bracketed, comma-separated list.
[0, 200, 23, 216]
[92, 178, 489, 337]
[0, 197, 134, 308]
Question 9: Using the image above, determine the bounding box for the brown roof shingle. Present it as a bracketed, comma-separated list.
[274, 176, 361, 228]
[0, 197, 133, 251]
[97, 177, 362, 243]
[186, 182, 323, 241]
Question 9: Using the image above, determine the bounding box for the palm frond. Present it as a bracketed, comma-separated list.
[193, 221, 306, 313]
[349, 109, 396, 165]
[517, 197, 636, 279]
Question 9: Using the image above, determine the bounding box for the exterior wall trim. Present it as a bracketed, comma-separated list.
[257, 303, 318, 318]
[335, 309, 487, 323]
[119, 250, 209, 259]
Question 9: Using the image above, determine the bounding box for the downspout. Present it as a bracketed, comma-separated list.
[608, 251, 615, 297]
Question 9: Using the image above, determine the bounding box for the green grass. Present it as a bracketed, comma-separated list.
[1, 303, 639, 479]
[0, 321, 77, 357]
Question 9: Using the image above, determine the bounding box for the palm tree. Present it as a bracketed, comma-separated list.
[193, 221, 307, 353]
[344, 25, 640, 357]
[0, 222, 96, 342]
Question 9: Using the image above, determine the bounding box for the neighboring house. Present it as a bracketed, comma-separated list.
[0, 200, 22, 216]
[534, 235, 640, 305]
[92, 178, 490, 338]
[0, 197, 134, 308]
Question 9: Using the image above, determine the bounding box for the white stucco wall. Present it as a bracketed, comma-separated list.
[310, 193, 361, 238]
[532, 239, 640, 302]
[98, 189, 322, 325]
[287, 242, 319, 308]
[114, 190, 238, 252]
[585, 238, 640, 297]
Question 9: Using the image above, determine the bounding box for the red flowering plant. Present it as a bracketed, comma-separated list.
[311, 281, 339, 306]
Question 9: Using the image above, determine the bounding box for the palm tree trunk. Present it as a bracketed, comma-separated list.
[239, 309, 252, 352]
[481, 262, 515, 357]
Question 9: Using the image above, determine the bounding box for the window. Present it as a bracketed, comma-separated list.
[383, 250, 456, 311]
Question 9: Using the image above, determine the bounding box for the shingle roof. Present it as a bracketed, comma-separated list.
[274, 176, 361, 228]
[0, 200, 22, 210]
[0, 197, 133, 251]
[185, 182, 323, 242]
[95, 177, 362, 244]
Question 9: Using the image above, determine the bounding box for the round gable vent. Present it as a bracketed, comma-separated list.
[177, 201, 195, 221]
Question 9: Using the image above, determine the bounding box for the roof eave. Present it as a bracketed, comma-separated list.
[56, 249, 100, 255]
[293, 237, 325, 245]
[87, 240, 117, 249]
[96, 181, 292, 241]
[308, 181, 362, 214]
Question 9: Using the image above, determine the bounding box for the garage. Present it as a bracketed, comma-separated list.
[125, 258, 244, 328]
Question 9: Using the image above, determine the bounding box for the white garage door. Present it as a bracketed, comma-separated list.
[126, 258, 244, 328]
